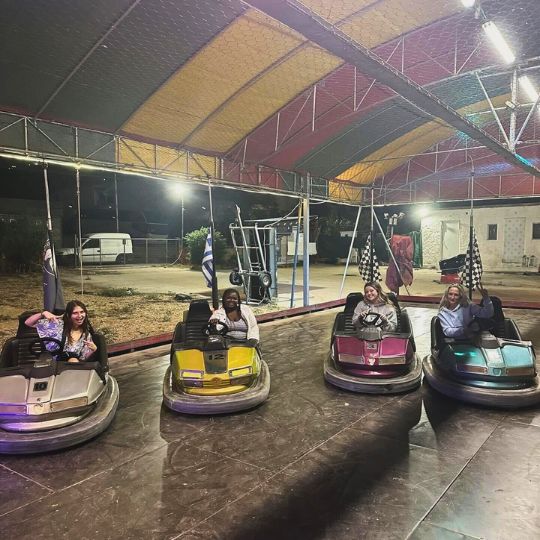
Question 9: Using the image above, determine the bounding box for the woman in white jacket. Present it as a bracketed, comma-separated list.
[209, 288, 259, 346]
[438, 283, 493, 338]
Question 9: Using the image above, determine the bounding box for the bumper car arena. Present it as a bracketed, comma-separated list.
[1, 1, 540, 539]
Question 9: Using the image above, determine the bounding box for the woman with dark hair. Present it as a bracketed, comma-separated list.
[209, 288, 259, 346]
[438, 283, 493, 338]
[25, 300, 97, 362]
[352, 281, 398, 332]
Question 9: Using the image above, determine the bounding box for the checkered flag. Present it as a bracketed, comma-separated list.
[358, 233, 382, 283]
[461, 229, 483, 289]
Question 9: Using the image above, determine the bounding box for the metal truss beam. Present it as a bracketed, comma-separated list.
[245, 0, 540, 177]
[0, 111, 364, 205]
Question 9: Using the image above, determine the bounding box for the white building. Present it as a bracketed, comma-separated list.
[420, 204, 540, 271]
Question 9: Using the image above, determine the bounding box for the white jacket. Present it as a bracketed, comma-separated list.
[209, 304, 259, 341]
[351, 300, 398, 332]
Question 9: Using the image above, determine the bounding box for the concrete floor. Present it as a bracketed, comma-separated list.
[64, 264, 540, 307]
[0, 305, 539, 539]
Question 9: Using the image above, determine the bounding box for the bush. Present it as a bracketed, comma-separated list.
[184, 227, 226, 267]
[0, 218, 45, 272]
[99, 287, 136, 297]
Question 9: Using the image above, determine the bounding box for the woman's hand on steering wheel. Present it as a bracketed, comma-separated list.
[360, 312, 384, 327]
[203, 320, 229, 336]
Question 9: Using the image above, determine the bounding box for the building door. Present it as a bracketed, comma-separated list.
[441, 220, 460, 260]
[503, 217, 525, 263]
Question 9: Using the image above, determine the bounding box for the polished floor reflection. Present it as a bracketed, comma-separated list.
[0, 306, 539, 539]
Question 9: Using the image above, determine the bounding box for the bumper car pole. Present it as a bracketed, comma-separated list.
[208, 179, 219, 310]
[339, 205, 362, 298]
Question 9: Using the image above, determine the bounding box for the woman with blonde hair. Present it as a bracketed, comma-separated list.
[438, 283, 493, 338]
[352, 281, 398, 332]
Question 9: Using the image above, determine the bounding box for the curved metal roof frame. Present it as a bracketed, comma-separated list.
[0, 0, 539, 203]
[245, 0, 540, 178]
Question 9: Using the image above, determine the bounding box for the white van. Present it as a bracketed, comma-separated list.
[58, 233, 133, 264]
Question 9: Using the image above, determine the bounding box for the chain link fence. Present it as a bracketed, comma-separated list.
[59, 237, 182, 266]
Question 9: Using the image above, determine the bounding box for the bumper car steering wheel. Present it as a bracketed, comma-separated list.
[27, 337, 64, 359]
[359, 312, 384, 327]
[202, 321, 229, 337]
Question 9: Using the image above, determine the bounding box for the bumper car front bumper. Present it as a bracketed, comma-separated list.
[163, 360, 270, 414]
[422, 355, 540, 408]
[324, 354, 422, 394]
[0, 376, 119, 454]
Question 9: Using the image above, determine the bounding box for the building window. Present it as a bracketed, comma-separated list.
[533, 223, 540, 240]
[487, 224, 498, 240]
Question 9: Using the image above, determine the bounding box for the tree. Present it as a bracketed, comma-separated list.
[184, 227, 226, 267]
[0, 218, 44, 273]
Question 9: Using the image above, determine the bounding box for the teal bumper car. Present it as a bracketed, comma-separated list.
[423, 298, 540, 408]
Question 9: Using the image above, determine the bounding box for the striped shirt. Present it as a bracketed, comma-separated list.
[227, 318, 248, 341]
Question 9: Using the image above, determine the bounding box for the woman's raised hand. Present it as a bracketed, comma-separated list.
[83, 339, 97, 352]
[42, 310, 60, 320]
[476, 283, 489, 297]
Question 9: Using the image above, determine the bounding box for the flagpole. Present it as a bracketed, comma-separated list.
[43, 164, 53, 232]
[76, 168, 84, 296]
[370, 189, 374, 283]
[339, 205, 362, 297]
[468, 158, 475, 300]
[208, 178, 219, 310]
[42, 164, 65, 312]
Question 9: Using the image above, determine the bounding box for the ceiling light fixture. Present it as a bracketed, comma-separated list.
[518, 75, 539, 102]
[482, 21, 515, 64]
[461, 0, 476, 8]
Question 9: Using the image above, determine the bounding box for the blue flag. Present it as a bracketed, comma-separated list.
[202, 230, 214, 288]
[43, 231, 65, 312]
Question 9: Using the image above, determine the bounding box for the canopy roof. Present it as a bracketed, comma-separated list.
[1, 0, 539, 197]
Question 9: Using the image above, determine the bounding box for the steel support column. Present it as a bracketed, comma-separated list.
[302, 174, 310, 307]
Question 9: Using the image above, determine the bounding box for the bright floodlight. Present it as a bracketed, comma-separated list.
[519, 75, 539, 102]
[170, 183, 187, 199]
[416, 206, 430, 218]
[461, 0, 475, 8]
[482, 21, 515, 64]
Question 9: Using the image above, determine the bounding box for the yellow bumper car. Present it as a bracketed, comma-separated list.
[163, 300, 270, 414]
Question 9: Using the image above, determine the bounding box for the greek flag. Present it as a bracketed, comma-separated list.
[358, 233, 382, 283]
[461, 229, 483, 289]
[43, 231, 65, 312]
[202, 230, 214, 288]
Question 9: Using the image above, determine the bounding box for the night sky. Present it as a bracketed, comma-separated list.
[4, 156, 525, 244]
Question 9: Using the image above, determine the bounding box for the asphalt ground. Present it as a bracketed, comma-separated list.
[62, 263, 540, 307]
